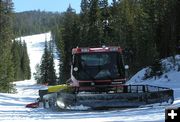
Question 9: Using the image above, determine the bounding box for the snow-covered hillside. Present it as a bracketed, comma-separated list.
[127, 55, 180, 108]
[15, 32, 59, 77]
[0, 33, 180, 122]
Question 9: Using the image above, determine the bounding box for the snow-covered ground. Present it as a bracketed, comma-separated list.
[1, 79, 173, 122]
[0, 32, 180, 122]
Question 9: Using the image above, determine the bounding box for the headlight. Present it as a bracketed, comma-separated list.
[56, 98, 65, 108]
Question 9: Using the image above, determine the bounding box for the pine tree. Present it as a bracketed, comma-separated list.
[0, 0, 15, 93]
[53, 27, 66, 84]
[100, 0, 112, 44]
[58, 5, 79, 84]
[79, 0, 90, 46]
[47, 40, 57, 85]
[110, 0, 119, 44]
[39, 40, 49, 84]
[36, 40, 56, 85]
[88, 0, 103, 46]
[12, 40, 22, 80]
[11, 40, 31, 81]
[150, 59, 162, 79]
[137, 0, 159, 68]
[21, 40, 31, 79]
[33, 63, 41, 83]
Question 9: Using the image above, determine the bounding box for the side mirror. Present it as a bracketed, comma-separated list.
[125, 65, 129, 70]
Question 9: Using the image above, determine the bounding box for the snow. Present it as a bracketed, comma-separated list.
[0, 32, 180, 121]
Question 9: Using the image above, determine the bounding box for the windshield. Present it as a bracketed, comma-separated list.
[72, 52, 125, 80]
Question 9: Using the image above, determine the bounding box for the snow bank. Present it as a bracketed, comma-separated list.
[127, 55, 180, 88]
[127, 55, 180, 108]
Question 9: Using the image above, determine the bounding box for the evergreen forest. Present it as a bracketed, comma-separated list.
[53, 0, 180, 83]
[0, 0, 31, 92]
[1, 0, 180, 89]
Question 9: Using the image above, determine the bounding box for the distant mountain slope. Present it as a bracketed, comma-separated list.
[13, 10, 63, 37]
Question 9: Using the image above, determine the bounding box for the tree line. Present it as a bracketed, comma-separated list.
[12, 40, 31, 81]
[0, 0, 31, 93]
[53, 0, 180, 83]
[13, 10, 62, 37]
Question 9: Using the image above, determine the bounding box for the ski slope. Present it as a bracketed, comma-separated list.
[15, 32, 59, 77]
[0, 32, 180, 122]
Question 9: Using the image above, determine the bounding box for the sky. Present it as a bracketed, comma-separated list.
[12, 0, 82, 13]
[12, 0, 113, 13]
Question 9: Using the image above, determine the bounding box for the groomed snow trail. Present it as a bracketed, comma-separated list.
[0, 32, 179, 122]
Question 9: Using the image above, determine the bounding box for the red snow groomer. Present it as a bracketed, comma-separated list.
[70, 46, 127, 89]
[39, 46, 174, 110]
